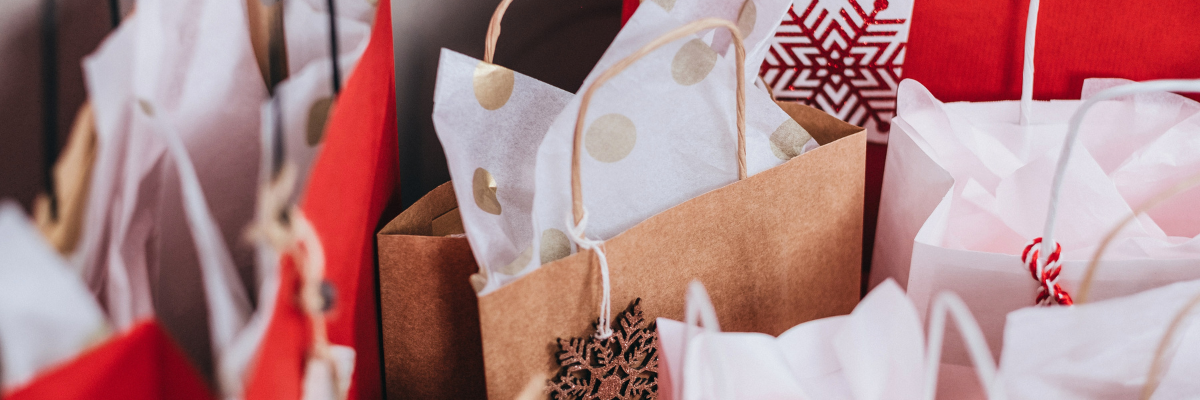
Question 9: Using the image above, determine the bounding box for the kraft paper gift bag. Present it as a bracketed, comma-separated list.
[487, 1, 812, 291]
[476, 17, 864, 399]
[656, 280, 1002, 400]
[374, 1, 568, 396]
[376, 182, 488, 400]
[869, 0, 1200, 366]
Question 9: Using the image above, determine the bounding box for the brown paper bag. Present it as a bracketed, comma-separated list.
[477, 19, 866, 399]
[376, 181, 488, 399]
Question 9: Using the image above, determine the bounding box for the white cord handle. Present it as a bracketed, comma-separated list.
[923, 292, 1007, 400]
[1038, 80, 1200, 268]
[1019, 0, 1040, 125]
[681, 281, 731, 400]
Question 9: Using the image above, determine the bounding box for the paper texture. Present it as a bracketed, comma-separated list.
[78, 10, 161, 331]
[0, 202, 109, 390]
[478, 123, 864, 399]
[376, 182, 488, 399]
[494, 3, 808, 291]
[656, 0, 794, 83]
[1000, 278, 1200, 399]
[871, 78, 1200, 366]
[432, 48, 573, 292]
[656, 280, 923, 400]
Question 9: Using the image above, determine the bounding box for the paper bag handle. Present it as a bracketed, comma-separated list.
[680, 281, 735, 400]
[1036, 80, 1200, 272]
[570, 18, 747, 225]
[923, 292, 1007, 400]
[484, 0, 514, 64]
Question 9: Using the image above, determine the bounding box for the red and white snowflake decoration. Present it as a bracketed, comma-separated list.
[760, 0, 911, 143]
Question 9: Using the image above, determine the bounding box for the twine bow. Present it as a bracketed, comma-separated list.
[565, 208, 614, 340]
[1021, 238, 1073, 306]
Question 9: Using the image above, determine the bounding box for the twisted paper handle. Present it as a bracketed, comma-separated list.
[1020, 238, 1072, 306]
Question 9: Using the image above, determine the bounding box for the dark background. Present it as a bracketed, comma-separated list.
[391, 0, 623, 208]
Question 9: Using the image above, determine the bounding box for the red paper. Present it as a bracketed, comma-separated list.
[6, 321, 211, 400]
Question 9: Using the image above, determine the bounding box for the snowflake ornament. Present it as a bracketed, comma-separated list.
[549, 299, 658, 400]
[760, 0, 913, 143]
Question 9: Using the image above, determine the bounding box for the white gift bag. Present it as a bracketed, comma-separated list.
[869, 0, 1200, 366]
[656, 280, 1004, 400]
[79, 0, 267, 378]
[996, 79, 1200, 400]
[482, 2, 808, 292]
[0, 201, 109, 391]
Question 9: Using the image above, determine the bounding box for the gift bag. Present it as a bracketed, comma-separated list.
[870, 0, 1200, 366]
[995, 80, 1200, 400]
[477, 17, 865, 399]
[375, 0, 571, 396]
[244, 1, 396, 397]
[655, 280, 1002, 400]
[376, 182, 488, 399]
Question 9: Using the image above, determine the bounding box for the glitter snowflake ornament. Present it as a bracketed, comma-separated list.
[549, 299, 658, 400]
[760, 0, 913, 143]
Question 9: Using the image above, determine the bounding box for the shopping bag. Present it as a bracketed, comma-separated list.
[375, 0, 570, 396]
[656, 280, 1001, 400]
[870, 0, 1200, 366]
[376, 182, 488, 399]
[477, 17, 865, 399]
[244, 0, 396, 397]
[995, 80, 1200, 400]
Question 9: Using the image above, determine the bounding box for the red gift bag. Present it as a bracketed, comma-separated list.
[6, 321, 211, 400]
[244, 0, 396, 398]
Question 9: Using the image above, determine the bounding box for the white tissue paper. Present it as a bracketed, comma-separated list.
[432, 48, 573, 292]
[1000, 278, 1200, 399]
[483, 1, 810, 293]
[0, 201, 109, 390]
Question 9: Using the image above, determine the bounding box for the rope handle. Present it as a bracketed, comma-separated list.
[570, 18, 747, 225]
[483, 0, 515, 64]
